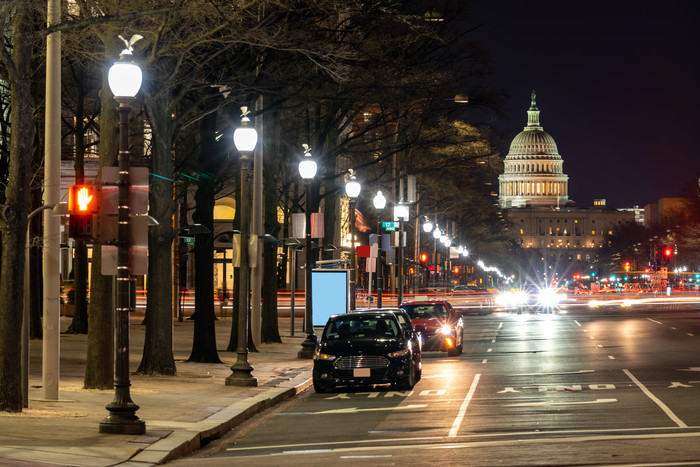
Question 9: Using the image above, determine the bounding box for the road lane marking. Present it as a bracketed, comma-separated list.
[505, 398, 617, 407]
[679, 368, 700, 371]
[449, 373, 481, 437]
[574, 320, 581, 327]
[487, 348, 492, 352]
[623, 369, 687, 428]
[491, 339, 496, 343]
[313, 404, 427, 415]
[671, 327, 677, 330]
[225, 426, 700, 453]
[647, 318, 663, 325]
[589, 336, 595, 339]
[227, 432, 700, 459]
[340, 455, 392, 459]
[498, 322, 503, 329]
[608, 355, 615, 359]
[689, 333, 695, 336]
[511, 370, 594, 376]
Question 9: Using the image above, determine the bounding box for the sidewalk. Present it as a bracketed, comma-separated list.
[0, 315, 314, 466]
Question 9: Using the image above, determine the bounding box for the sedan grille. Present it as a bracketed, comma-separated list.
[334, 356, 390, 370]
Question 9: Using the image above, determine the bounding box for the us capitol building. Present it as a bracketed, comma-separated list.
[498, 92, 634, 278]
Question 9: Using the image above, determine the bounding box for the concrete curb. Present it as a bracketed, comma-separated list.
[127, 370, 313, 465]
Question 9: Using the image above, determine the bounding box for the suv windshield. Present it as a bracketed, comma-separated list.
[323, 316, 400, 340]
[401, 304, 448, 320]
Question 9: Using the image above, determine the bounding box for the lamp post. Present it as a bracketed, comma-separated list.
[298, 146, 318, 359]
[226, 107, 258, 386]
[422, 218, 434, 288]
[432, 227, 441, 287]
[373, 191, 386, 308]
[345, 171, 361, 310]
[100, 44, 145, 435]
[394, 203, 409, 304]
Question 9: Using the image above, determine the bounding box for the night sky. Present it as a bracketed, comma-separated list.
[470, 0, 700, 209]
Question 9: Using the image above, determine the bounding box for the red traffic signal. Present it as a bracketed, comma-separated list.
[624, 261, 631, 271]
[664, 247, 673, 257]
[453, 266, 460, 274]
[419, 252, 428, 264]
[68, 185, 98, 214]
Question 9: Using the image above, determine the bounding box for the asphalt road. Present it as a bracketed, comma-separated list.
[173, 307, 700, 466]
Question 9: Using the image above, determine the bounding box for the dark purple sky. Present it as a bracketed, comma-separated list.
[470, 0, 700, 208]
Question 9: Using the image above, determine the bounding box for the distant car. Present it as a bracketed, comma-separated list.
[399, 300, 464, 356]
[313, 311, 421, 393]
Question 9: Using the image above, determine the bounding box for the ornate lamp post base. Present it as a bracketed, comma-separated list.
[297, 333, 317, 359]
[225, 354, 258, 386]
[99, 401, 145, 434]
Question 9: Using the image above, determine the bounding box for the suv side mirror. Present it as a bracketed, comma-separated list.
[414, 324, 425, 332]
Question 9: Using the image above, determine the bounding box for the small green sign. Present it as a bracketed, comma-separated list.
[382, 221, 399, 231]
[181, 236, 195, 244]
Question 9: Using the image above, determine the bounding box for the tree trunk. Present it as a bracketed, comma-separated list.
[0, 3, 35, 412]
[29, 162, 43, 340]
[188, 110, 221, 363]
[67, 69, 88, 334]
[261, 110, 281, 343]
[84, 43, 120, 389]
[137, 95, 176, 375]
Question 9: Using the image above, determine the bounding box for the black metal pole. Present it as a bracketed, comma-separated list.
[349, 199, 357, 311]
[397, 219, 404, 305]
[100, 98, 145, 435]
[298, 180, 317, 358]
[226, 153, 257, 385]
[377, 213, 383, 308]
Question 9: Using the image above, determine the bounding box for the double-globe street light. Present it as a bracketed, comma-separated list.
[298, 146, 318, 359]
[226, 107, 259, 386]
[100, 44, 145, 435]
[345, 172, 361, 311]
[373, 191, 387, 308]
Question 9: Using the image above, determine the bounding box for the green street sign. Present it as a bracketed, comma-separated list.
[181, 236, 195, 244]
[382, 221, 399, 231]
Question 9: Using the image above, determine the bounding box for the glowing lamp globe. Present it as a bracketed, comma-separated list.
[373, 191, 387, 210]
[108, 50, 142, 98]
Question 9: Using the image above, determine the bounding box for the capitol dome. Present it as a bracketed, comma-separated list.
[498, 91, 571, 208]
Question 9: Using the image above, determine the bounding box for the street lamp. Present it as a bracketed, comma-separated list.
[345, 171, 361, 310]
[373, 191, 386, 308]
[226, 107, 258, 386]
[423, 217, 433, 233]
[298, 146, 318, 359]
[100, 43, 145, 435]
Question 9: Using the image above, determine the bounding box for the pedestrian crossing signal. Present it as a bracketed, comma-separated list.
[68, 184, 98, 239]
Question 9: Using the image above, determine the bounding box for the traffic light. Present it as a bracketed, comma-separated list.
[453, 266, 460, 274]
[664, 247, 673, 258]
[68, 184, 98, 239]
[419, 252, 428, 265]
[624, 261, 631, 272]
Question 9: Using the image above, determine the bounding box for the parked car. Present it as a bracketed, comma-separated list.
[313, 311, 421, 393]
[356, 308, 423, 382]
[399, 300, 464, 356]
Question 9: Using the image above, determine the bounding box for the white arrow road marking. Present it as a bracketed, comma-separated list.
[505, 398, 617, 407]
[313, 404, 427, 415]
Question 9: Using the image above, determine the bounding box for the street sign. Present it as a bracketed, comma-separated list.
[181, 236, 195, 244]
[382, 221, 399, 231]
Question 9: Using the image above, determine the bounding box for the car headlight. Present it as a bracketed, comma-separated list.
[438, 324, 452, 335]
[387, 348, 410, 358]
[314, 350, 336, 361]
